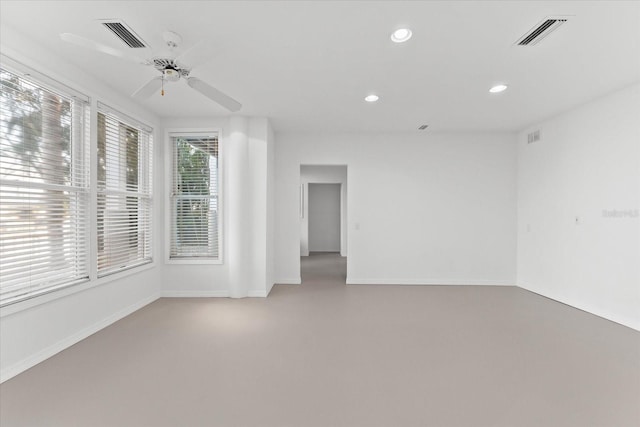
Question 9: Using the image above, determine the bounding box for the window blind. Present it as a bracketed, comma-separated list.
[0, 67, 90, 306]
[170, 134, 219, 259]
[97, 103, 152, 276]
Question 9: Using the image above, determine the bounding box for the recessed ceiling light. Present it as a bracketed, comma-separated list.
[391, 28, 412, 43]
[489, 84, 508, 93]
[364, 94, 379, 102]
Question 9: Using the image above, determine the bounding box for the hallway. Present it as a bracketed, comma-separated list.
[301, 252, 347, 286]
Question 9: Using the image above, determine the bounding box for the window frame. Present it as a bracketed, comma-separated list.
[164, 128, 223, 265]
[96, 102, 154, 277]
[0, 57, 91, 307]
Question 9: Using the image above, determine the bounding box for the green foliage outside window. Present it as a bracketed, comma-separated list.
[176, 138, 213, 249]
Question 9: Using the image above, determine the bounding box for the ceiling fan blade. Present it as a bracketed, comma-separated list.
[186, 77, 241, 112]
[60, 33, 149, 65]
[175, 39, 220, 70]
[132, 76, 163, 99]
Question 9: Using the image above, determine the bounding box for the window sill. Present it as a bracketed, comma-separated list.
[164, 258, 223, 266]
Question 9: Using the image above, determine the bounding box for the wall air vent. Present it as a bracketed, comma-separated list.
[516, 17, 568, 46]
[527, 130, 541, 144]
[100, 20, 147, 48]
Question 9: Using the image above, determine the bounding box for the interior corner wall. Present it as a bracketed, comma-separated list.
[516, 83, 640, 331]
[275, 132, 517, 286]
[0, 25, 163, 383]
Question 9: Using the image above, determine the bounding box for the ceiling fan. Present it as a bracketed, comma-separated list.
[60, 30, 242, 112]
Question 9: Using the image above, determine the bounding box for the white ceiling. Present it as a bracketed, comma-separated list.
[1, 1, 639, 132]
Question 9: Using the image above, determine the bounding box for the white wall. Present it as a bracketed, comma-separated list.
[0, 25, 163, 382]
[247, 117, 271, 297]
[308, 184, 342, 252]
[300, 165, 348, 257]
[517, 83, 640, 331]
[266, 122, 276, 295]
[276, 132, 517, 285]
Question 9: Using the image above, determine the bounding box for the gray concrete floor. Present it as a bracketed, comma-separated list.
[1, 253, 639, 426]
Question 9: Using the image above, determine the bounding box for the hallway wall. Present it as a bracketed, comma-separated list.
[308, 184, 342, 252]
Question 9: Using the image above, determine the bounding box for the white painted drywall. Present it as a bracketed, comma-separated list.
[275, 132, 517, 285]
[248, 117, 273, 297]
[300, 165, 348, 257]
[228, 116, 251, 298]
[266, 122, 276, 295]
[0, 25, 163, 382]
[308, 184, 342, 252]
[517, 83, 640, 331]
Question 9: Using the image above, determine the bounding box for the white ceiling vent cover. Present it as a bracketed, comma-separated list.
[99, 20, 147, 48]
[516, 17, 569, 46]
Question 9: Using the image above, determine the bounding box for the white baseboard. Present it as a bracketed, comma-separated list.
[275, 278, 302, 285]
[517, 284, 640, 332]
[248, 290, 268, 297]
[161, 290, 230, 298]
[0, 292, 160, 384]
[162, 290, 273, 298]
[346, 278, 514, 286]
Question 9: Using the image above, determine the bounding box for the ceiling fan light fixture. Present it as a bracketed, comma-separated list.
[391, 28, 412, 43]
[163, 69, 181, 82]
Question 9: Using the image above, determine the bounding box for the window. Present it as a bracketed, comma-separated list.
[0, 66, 90, 306]
[97, 103, 153, 276]
[169, 133, 220, 260]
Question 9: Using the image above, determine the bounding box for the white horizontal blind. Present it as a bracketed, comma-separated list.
[170, 134, 219, 259]
[0, 67, 90, 306]
[97, 104, 152, 276]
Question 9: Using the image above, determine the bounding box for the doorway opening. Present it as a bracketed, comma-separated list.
[300, 165, 347, 284]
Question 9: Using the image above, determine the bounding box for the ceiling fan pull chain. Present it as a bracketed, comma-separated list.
[161, 75, 165, 96]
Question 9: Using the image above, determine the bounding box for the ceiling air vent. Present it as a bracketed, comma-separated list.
[418, 124, 429, 130]
[100, 20, 147, 48]
[527, 130, 541, 144]
[516, 17, 568, 46]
